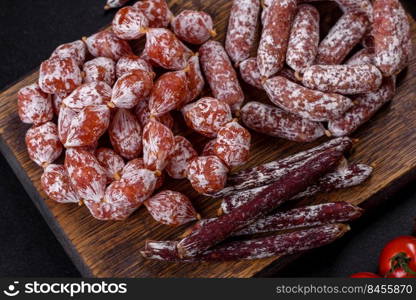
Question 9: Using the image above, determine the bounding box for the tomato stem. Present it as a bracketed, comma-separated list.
[386, 252, 416, 277]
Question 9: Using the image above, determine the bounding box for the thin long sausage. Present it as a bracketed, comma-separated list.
[216, 137, 352, 197]
[141, 224, 350, 261]
[220, 162, 373, 213]
[232, 202, 362, 236]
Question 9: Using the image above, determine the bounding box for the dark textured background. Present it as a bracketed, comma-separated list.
[0, 0, 415, 277]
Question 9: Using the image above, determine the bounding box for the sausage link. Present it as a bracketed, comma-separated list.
[240, 101, 325, 142]
[302, 64, 383, 95]
[199, 41, 245, 112]
[133, 0, 173, 28]
[225, 0, 260, 64]
[293, 162, 373, 199]
[219, 137, 352, 196]
[232, 202, 362, 236]
[264, 76, 353, 121]
[141, 224, 350, 261]
[316, 11, 369, 65]
[17, 83, 53, 125]
[373, 0, 411, 76]
[213, 121, 251, 168]
[176, 148, 343, 257]
[328, 76, 396, 136]
[220, 162, 372, 213]
[112, 6, 149, 40]
[257, 0, 297, 78]
[187, 156, 229, 194]
[286, 4, 320, 72]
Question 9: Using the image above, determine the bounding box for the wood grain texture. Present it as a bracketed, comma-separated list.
[0, 1, 415, 278]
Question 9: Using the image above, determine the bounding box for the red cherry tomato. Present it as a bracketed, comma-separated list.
[350, 272, 381, 278]
[379, 236, 416, 278]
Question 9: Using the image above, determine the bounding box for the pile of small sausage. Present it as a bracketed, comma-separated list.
[18, 0, 251, 226]
[17, 0, 411, 261]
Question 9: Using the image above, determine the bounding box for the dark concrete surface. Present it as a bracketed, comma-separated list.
[0, 0, 415, 277]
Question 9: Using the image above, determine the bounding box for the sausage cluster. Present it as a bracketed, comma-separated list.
[19, 0, 253, 225]
[238, 0, 411, 139]
[20, 0, 218, 225]
[17, 0, 411, 261]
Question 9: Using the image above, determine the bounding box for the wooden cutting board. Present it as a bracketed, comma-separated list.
[0, 1, 415, 278]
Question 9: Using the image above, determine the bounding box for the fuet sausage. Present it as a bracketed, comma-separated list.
[171, 10, 215, 45]
[315, 11, 369, 65]
[240, 101, 325, 142]
[373, 0, 411, 76]
[328, 76, 396, 136]
[286, 4, 320, 73]
[199, 41, 245, 112]
[225, 0, 260, 65]
[302, 64, 383, 95]
[257, 0, 297, 78]
[263, 76, 353, 121]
